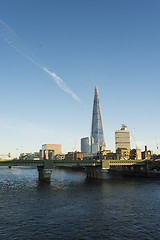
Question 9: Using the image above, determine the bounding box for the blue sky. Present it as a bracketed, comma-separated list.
[0, 0, 160, 157]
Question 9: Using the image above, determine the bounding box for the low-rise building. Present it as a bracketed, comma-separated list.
[83, 152, 98, 160]
[54, 154, 65, 160]
[151, 154, 160, 161]
[141, 146, 152, 160]
[130, 149, 142, 160]
[42, 144, 61, 160]
[116, 148, 130, 160]
[106, 152, 117, 160]
[65, 151, 84, 161]
[97, 150, 111, 160]
[19, 152, 40, 160]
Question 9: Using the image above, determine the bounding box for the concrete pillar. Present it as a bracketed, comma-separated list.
[37, 166, 52, 182]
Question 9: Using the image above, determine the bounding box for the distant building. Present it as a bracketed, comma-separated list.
[81, 137, 92, 153]
[54, 154, 65, 160]
[91, 86, 106, 152]
[65, 151, 84, 161]
[130, 149, 142, 160]
[42, 144, 61, 160]
[106, 152, 117, 160]
[83, 152, 98, 160]
[91, 143, 99, 153]
[81, 136, 99, 154]
[151, 154, 160, 161]
[116, 148, 130, 160]
[141, 146, 152, 160]
[97, 150, 112, 160]
[19, 152, 40, 160]
[115, 124, 130, 151]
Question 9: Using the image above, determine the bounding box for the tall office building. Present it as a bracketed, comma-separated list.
[115, 124, 130, 151]
[81, 137, 91, 153]
[91, 86, 106, 151]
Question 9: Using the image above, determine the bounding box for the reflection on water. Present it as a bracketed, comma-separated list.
[0, 167, 160, 240]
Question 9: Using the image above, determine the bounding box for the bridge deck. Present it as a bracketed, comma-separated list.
[0, 159, 146, 169]
[102, 159, 146, 169]
[0, 159, 101, 168]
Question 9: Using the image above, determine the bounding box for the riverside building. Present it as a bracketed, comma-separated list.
[81, 137, 92, 153]
[81, 136, 98, 154]
[115, 124, 130, 151]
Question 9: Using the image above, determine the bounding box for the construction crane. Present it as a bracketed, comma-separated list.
[131, 132, 138, 150]
[72, 139, 77, 152]
[131, 132, 138, 160]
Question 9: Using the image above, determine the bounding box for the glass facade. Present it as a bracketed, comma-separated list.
[91, 86, 106, 149]
[81, 137, 91, 153]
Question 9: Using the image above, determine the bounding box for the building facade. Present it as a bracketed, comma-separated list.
[141, 146, 152, 160]
[116, 148, 130, 160]
[130, 149, 142, 160]
[65, 151, 84, 161]
[91, 86, 106, 151]
[54, 154, 65, 160]
[81, 137, 91, 153]
[42, 144, 61, 160]
[115, 124, 130, 151]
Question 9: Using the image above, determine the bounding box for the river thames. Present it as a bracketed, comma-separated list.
[0, 167, 160, 240]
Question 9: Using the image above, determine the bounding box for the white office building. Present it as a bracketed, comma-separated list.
[115, 124, 130, 151]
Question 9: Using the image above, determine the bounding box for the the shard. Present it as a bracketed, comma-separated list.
[91, 86, 106, 150]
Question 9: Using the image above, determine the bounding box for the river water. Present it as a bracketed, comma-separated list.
[0, 167, 160, 240]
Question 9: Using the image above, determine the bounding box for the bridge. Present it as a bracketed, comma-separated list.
[84, 159, 146, 178]
[0, 159, 101, 182]
[102, 159, 145, 169]
[0, 158, 147, 181]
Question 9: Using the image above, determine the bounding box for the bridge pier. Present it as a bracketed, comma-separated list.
[37, 166, 52, 182]
[86, 166, 102, 179]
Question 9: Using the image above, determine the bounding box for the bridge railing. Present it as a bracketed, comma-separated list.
[102, 159, 146, 169]
[0, 159, 102, 168]
[0, 159, 44, 167]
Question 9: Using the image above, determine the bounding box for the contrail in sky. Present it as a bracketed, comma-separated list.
[0, 19, 80, 103]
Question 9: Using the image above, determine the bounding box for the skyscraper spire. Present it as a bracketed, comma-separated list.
[91, 86, 106, 149]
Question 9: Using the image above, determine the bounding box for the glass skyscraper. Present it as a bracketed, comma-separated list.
[91, 86, 106, 150]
